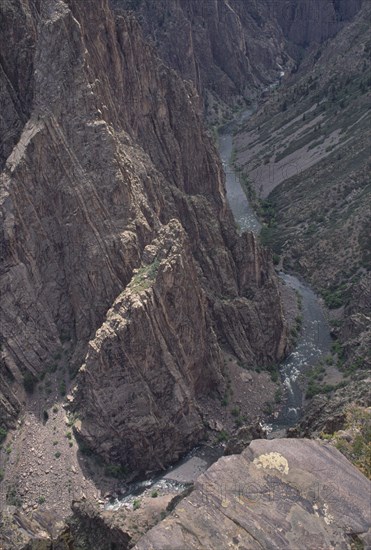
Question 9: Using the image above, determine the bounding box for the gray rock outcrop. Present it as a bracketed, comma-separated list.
[135, 438, 371, 549]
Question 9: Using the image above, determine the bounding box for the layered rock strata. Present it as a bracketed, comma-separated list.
[112, 0, 289, 121]
[135, 438, 371, 549]
[0, 0, 287, 468]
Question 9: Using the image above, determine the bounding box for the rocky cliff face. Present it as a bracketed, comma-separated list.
[110, 0, 363, 123]
[73, 220, 224, 471]
[0, 0, 36, 169]
[112, 0, 289, 122]
[273, 0, 363, 50]
[0, 0, 287, 472]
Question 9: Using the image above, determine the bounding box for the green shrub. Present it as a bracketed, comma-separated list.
[274, 388, 282, 404]
[104, 464, 127, 479]
[6, 485, 22, 507]
[264, 363, 280, 382]
[321, 287, 345, 309]
[217, 430, 229, 443]
[55, 451, 61, 459]
[260, 226, 275, 248]
[133, 499, 141, 510]
[221, 395, 229, 407]
[306, 381, 335, 398]
[272, 254, 280, 265]
[263, 402, 274, 415]
[331, 341, 343, 356]
[151, 490, 158, 498]
[231, 407, 240, 417]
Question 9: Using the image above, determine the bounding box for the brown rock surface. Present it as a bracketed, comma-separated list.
[0, 0, 287, 484]
[72, 220, 224, 472]
[134, 438, 371, 550]
[0, 507, 69, 550]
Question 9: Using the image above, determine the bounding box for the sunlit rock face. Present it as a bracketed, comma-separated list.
[135, 439, 371, 550]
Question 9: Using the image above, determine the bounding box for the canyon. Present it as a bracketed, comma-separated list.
[232, 0, 371, 420]
[0, 0, 370, 548]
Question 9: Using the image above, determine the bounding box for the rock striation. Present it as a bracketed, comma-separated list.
[273, 0, 363, 50]
[111, 0, 363, 122]
[0, 0, 287, 469]
[135, 438, 371, 549]
[112, 0, 289, 121]
[2, 438, 370, 549]
[72, 220, 224, 471]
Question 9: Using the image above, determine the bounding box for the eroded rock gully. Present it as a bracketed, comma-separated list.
[112, 0, 288, 122]
[0, 0, 287, 474]
[112, 0, 363, 122]
[0, 1, 370, 548]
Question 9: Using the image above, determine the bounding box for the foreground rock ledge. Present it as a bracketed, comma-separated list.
[134, 439, 371, 550]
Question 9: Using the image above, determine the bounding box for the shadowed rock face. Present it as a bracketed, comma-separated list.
[111, 0, 289, 120]
[0, 0, 287, 466]
[110, 0, 362, 121]
[134, 439, 371, 550]
[0, 0, 36, 168]
[273, 0, 363, 48]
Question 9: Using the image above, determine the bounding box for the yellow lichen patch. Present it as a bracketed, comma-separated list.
[253, 452, 289, 475]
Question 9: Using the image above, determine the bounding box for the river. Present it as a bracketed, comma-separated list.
[218, 110, 332, 433]
[106, 109, 332, 510]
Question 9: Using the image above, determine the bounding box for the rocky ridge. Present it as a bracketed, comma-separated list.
[0, 0, 287, 499]
[72, 220, 224, 472]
